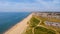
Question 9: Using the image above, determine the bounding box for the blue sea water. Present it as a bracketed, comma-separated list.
[0, 12, 31, 34]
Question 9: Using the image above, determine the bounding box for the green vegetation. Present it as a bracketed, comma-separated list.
[29, 17, 40, 27]
[25, 28, 32, 34]
[24, 16, 57, 34]
[34, 26, 56, 34]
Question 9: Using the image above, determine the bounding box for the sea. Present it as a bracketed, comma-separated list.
[0, 12, 31, 34]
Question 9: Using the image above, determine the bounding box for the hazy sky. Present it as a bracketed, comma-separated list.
[0, 0, 60, 12]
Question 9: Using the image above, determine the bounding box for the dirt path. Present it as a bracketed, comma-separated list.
[4, 13, 33, 34]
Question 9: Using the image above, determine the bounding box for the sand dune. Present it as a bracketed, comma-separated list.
[4, 13, 33, 34]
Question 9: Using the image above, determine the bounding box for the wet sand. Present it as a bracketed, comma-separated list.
[4, 13, 33, 34]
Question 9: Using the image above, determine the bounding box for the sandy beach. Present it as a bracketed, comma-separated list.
[4, 13, 33, 34]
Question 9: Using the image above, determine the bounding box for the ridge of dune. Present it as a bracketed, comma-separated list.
[4, 13, 33, 34]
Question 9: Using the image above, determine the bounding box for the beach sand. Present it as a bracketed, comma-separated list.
[4, 13, 33, 34]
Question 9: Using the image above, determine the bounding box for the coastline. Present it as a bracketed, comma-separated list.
[4, 13, 33, 34]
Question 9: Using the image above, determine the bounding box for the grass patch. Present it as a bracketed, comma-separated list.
[29, 17, 40, 27]
[34, 26, 56, 34]
[25, 28, 32, 34]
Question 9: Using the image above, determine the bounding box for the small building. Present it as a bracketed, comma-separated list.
[44, 21, 60, 28]
[33, 12, 60, 19]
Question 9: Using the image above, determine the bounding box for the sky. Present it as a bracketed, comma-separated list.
[0, 0, 60, 12]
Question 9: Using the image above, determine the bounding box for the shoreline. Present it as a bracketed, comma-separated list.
[4, 13, 33, 34]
